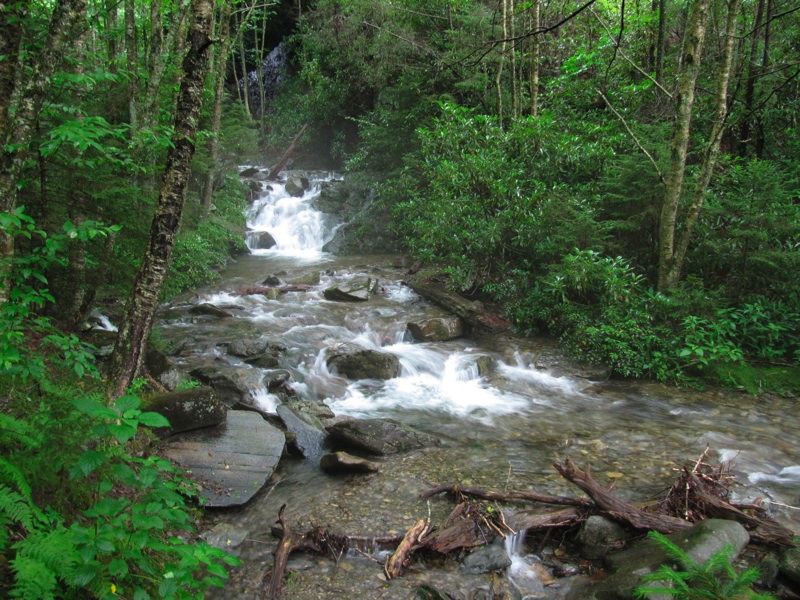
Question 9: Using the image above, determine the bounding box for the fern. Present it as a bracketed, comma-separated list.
[0, 484, 45, 535]
[634, 530, 777, 600]
[0, 458, 34, 499]
[8, 555, 58, 600]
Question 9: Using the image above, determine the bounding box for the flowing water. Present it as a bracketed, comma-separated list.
[156, 173, 800, 599]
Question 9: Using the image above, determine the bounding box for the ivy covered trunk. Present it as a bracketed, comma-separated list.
[109, 0, 216, 398]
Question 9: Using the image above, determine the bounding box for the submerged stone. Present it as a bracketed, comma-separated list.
[327, 418, 439, 456]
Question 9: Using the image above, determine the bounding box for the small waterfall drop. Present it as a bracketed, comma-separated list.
[246, 173, 340, 257]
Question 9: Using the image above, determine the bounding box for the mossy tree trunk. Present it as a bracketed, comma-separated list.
[109, 0, 216, 398]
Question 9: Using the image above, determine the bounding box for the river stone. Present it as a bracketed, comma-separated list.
[189, 365, 266, 408]
[146, 386, 226, 436]
[226, 338, 268, 358]
[576, 515, 629, 559]
[407, 316, 465, 342]
[327, 418, 439, 456]
[276, 403, 328, 458]
[287, 271, 321, 286]
[200, 522, 250, 550]
[285, 175, 309, 197]
[262, 274, 282, 286]
[188, 303, 232, 318]
[245, 351, 282, 369]
[240, 167, 260, 178]
[319, 451, 379, 473]
[326, 347, 401, 380]
[254, 231, 277, 249]
[162, 410, 285, 507]
[460, 540, 512, 574]
[588, 519, 750, 600]
[779, 537, 800, 585]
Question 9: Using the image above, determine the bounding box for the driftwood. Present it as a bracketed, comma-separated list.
[232, 284, 312, 297]
[421, 484, 591, 507]
[261, 505, 322, 600]
[267, 124, 308, 180]
[385, 518, 430, 579]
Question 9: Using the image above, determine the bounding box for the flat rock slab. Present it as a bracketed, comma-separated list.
[162, 410, 285, 508]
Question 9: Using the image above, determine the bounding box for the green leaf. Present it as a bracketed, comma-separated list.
[108, 558, 129, 578]
[73, 397, 118, 419]
[132, 514, 164, 530]
[115, 395, 141, 414]
[72, 450, 108, 478]
[137, 412, 170, 428]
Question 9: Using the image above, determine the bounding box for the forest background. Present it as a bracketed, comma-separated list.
[0, 0, 798, 597]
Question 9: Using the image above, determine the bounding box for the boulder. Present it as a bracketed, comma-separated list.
[285, 176, 309, 197]
[287, 271, 321, 286]
[188, 303, 232, 319]
[253, 231, 277, 249]
[246, 352, 282, 369]
[262, 274, 282, 286]
[326, 345, 401, 380]
[460, 541, 512, 574]
[320, 451, 379, 474]
[263, 368, 292, 391]
[575, 515, 629, 560]
[407, 316, 464, 342]
[323, 278, 378, 302]
[146, 387, 226, 436]
[276, 403, 328, 458]
[226, 338, 268, 358]
[189, 365, 266, 408]
[239, 167, 260, 177]
[161, 410, 285, 508]
[584, 519, 751, 600]
[327, 418, 439, 456]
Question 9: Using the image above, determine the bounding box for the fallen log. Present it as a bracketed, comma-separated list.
[554, 458, 693, 534]
[267, 124, 308, 180]
[421, 484, 591, 507]
[403, 278, 510, 332]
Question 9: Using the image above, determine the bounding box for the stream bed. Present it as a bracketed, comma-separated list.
[155, 173, 800, 599]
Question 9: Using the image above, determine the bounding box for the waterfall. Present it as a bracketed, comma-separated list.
[246, 173, 340, 257]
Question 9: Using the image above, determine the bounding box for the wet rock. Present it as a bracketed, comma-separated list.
[276, 403, 328, 458]
[146, 386, 226, 436]
[262, 274, 282, 286]
[407, 316, 464, 342]
[245, 352, 282, 369]
[162, 410, 285, 508]
[588, 519, 750, 600]
[239, 167, 260, 178]
[226, 338, 268, 358]
[327, 418, 440, 456]
[253, 231, 277, 249]
[460, 541, 512, 574]
[285, 175, 310, 197]
[576, 515, 629, 559]
[189, 365, 266, 408]
[323, 277, 378, 302]
[779, 537, 800, 585]
[319, 451, 379, 473]
[188, 303, 233, 318]
[263, 368, 292, 391]
[145, 347, 171, 377]
[473, 355, 497, 377]
[201, 523, 250, 550]
[326, 346, 401, 380]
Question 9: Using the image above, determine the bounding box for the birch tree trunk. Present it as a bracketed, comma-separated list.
[109, 0, 216, 397]
[666, 0, 742, 287]
[656, 0, 710, 291]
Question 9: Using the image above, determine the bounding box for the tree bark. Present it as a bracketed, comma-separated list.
[656, 0, 710, 290]
[0, 0, 87, 303]
[529, 0, 540, 116]
[667, 0, 741, 286]
[125, 0, 141, 133]
[738, 0, 765, 157]
[201, 0, 233, 211]
[109, 0, 216, 398]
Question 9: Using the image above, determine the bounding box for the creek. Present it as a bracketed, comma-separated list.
[156, 172, 800, 599]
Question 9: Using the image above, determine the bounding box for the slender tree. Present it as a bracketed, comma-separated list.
[109, 0, 217, 397]
[657, 0, 710, 290]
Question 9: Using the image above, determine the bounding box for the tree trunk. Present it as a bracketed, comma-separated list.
[529, 0, 540, 116]
[0, 0, 87, 303]
[201, 0, 233, 211]
[496, 0, 508, 124]
[125, 0, 141, 133]
[667, 0, 741, 286]
[109, 0, 216, 397]
[655, 0, 666, 83]
[738, 0, 765, 157]
[656, 0, 710, 291]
